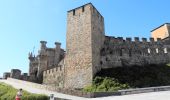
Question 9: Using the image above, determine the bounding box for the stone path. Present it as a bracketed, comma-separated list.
[0, 79, 170, 100]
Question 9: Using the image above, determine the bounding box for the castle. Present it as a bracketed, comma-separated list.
[3, 3, 170, 89]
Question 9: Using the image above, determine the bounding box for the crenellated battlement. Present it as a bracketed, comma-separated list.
[27, 3, 170, 89]
[106, 36, 163, 43]
[67, 3, 103, 20]
[43, 66, 63, 76]
[43, 65, 64, 87]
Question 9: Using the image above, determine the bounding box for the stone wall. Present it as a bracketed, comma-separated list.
[3, 72, 11, 79]
[65, 3, 94, 89]
[7, 78, 170, 98]
[26, 3, 170, 90]
[43, 65, 64, 88]
[28, 41, 65, 83]
[91, 4, 105, 75]
[3, 69, 30, 81]
[10, 69, 21, 79]
[21, 73, 29, 81]
[100, 36, 170, 68]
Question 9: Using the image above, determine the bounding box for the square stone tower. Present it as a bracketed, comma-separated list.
[151, 23, 170, 40]
[64, 3, 105, 89]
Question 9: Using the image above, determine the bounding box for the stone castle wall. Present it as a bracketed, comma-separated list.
[100, 36, 170, 68]
[43, 65, 64, 88]
[64, 3, 105, 89]
[3, 72, 11, 79]
[64, 4, 94, 89]
[4, 3, 170, 90]
[41, 3, 170, 89]
[10, 69, 21, 79]
[91, 4, 105, 75]
[28, 41, 65, 83]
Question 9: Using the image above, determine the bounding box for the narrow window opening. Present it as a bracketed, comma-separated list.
[73, 10, 75, 15]
[129, 50, 132, 57]
[156, 48, 159, 53]
[106, 57, 108, 61]
[148, 48, 151, 54]
[164, 48, 168, 53]
[100, 61, 103, 65]
[82, 6, 85, 12]
[120, 49, 123, 56]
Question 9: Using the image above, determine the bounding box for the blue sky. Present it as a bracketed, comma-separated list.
[0, 0, 170, 76]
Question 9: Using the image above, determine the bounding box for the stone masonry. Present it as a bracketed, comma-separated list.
[28, 41, 65, 83]
[42, 3, 170, 89]
[64, 3, 105, 89]
[3, 72, 11, 79]
[10, 69, 21, 79]
[3, 3, 170, 90]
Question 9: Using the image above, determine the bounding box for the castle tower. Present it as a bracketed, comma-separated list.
[37, 41, 48, 83]
[64, 3, 105, 89]
[151, 23, 170, 41]
[28, 52, 34, 75]
[54, 42, 61, 65]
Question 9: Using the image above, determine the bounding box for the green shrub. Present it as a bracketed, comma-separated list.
[0, 83, 48, 100]
[83, 77, 130, 92]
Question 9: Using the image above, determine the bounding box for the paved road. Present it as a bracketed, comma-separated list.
[0, 79, 170, 100]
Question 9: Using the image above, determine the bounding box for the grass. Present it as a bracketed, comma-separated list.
[0, 83, 48, 100]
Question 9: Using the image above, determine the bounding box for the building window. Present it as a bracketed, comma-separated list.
[148, 48, 151, 54]
[164, 48, 168, 53]
[156, 48, 159, 53]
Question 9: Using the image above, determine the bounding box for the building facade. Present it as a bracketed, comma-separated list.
[4, 3, 170, 89]
[42, 3, 170, 89]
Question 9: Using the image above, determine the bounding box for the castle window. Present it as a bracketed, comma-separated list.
[110, 51, 113, 54]
[148, 48, 151, 54]
[100, 61, 103, 65]
[73, 10, 75, 16]
[82, 6, 85, 12]
[106, 57, 108, 61]
[164, 48, 168, 53]
[156, 48, 159, 53]
[129, 49, 132, 57]
[120, 49, 123, 56]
